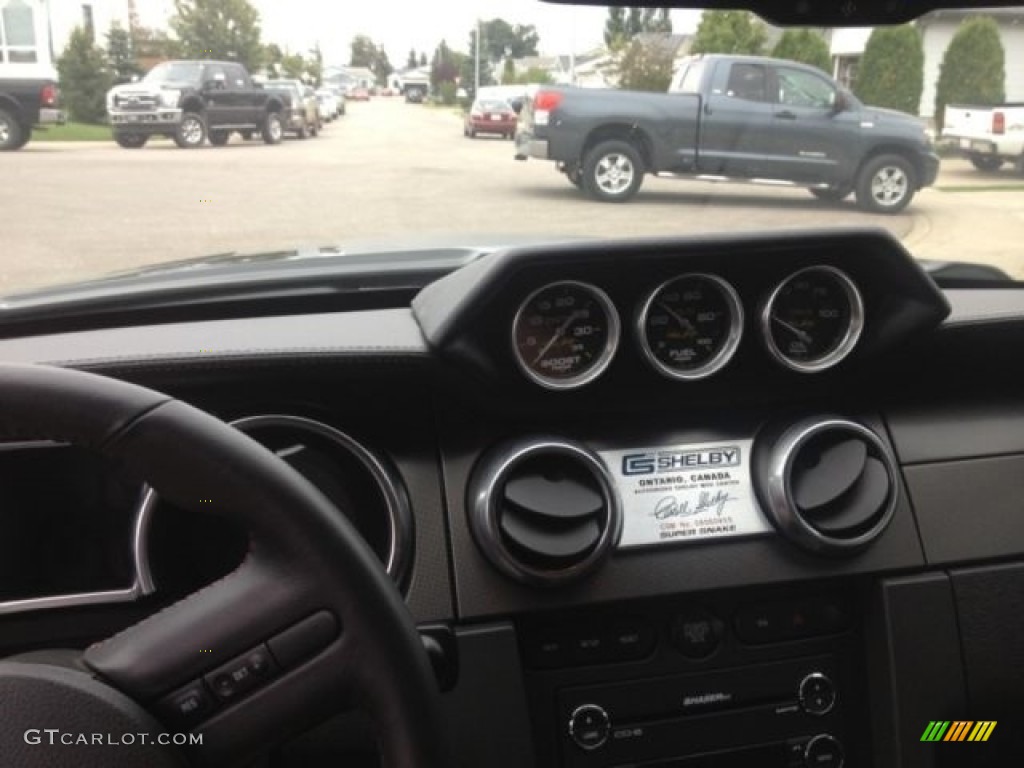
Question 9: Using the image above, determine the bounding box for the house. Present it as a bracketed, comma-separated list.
[390, 65, 430, 93]
[827, 10, 1024, 118]
[323, 65, 375, 91]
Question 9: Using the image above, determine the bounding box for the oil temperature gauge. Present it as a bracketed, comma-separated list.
[637, 273, 744, 380]
[512, 281, 620, 389]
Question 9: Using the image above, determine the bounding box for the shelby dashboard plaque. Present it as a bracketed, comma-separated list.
[599, 440, 773, 549]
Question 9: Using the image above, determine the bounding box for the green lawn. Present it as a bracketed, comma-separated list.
[31, 122, 112, 142]
[937, 184, 1024, 193]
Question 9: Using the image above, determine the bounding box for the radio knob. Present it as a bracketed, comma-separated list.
[804, 733, 844, 767]
[567, 703, 610, 751]
[799, 672, 836, 715]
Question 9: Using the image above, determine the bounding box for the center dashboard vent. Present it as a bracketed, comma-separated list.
[468, 439, 622, 587]
[755, 417, 899, 555]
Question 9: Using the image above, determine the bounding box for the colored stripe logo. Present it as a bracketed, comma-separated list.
[921, 721, 996, 742]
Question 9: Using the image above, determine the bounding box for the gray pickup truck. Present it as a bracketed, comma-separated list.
[515, 54, 940, 213]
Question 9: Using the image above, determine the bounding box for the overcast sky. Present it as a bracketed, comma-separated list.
[137, 1, 702, 65]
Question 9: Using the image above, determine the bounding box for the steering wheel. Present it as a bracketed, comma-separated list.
[0, 364, 448, 767]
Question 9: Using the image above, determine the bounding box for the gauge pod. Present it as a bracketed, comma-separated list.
[762, 266, 864, 373]
[637, 273, 744, 380]
[467, 438, 622, 586]
[512, 281, 620, 390]
[753, 417, 899, 555]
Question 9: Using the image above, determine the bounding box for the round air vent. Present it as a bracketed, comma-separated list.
[468, 439, 622, 587]
[136, 415, 413, 592]
[755, 417, 898, 555]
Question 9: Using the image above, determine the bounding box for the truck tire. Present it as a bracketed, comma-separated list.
[582, 140, 645, 202]
[810, 184, 852, 202]
[297, 119, 308, 139]
[564, 164, 584, 189]
[854, 154, 916, 214]
[174, 112, 207, 148]
[970, 155, 1003, 172]
[261, 112, 283, 145]
[114, 133, 148, 149]
[0, 108, 26, 151]
[208, 130, 230, 146]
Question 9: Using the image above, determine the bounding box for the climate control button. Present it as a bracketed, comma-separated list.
[804, 733, 844, 767]
[799, 672, 836, 715]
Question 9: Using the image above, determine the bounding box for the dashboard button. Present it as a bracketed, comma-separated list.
[609, 620, 656, 661]
[568, 704, 610, 751]
[804, 734, 844, 767]
[204, 644, 279, 702]
[670, 610, 723, 659]
[158, 680, 213, 724]
[799, 672, 837, 715]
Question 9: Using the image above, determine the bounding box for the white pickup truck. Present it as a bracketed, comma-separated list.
[942, 103, 1024, 171]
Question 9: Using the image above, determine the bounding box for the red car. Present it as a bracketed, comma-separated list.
[349, 86, 370, 101]
[464, 98, 517, 140]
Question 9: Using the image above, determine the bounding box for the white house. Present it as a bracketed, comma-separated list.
[828, 10, 1024, 119]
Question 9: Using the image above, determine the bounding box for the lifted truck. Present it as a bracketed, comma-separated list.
[106, 60, 289, 149]
[515, 54, 940, 213]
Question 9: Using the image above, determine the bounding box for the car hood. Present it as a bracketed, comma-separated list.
[862, 105, 928, 129]
[108, 81, 194, 97]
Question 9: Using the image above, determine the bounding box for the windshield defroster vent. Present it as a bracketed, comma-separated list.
[755, 417, 899, 555]
[468, 439, 622, 587]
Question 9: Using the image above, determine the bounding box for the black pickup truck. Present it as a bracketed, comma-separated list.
[0, 74, 63, 151]
[106, 60, 290, 149]
[515, 54, 940, 213]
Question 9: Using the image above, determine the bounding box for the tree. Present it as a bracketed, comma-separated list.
[168, 0, 263, 71]
[106, 21, 141, 84]
[372, 45, 393, 87]
[509, 66, 555, 86]
[934, 16, 1005, 130]
[419, 52, 428, 67]
[407, 49, 418, 69]
[307, 44, 323, 86]
[466, 27, 495, 93]
[280, 52, 305, 79]
[618, 37, 674, 92]
[263, 43, 284, 77]
[853, 25, 925, 116]
[604, 7, 628, 50]
[691, 10, 767, 55]
[607, 7, 671, 50]
[430, 40, 459, 94]
[771, 29, 831, 72]
[57, 26, 112, 124]
[132, 26, 181, 62]
[478, 19, 539, 61]
[350, 35, 377, 68]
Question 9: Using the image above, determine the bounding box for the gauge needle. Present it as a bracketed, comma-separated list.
[658, 302, 695, 333]
[533, 310, 581, 365]
[771, 315, 813, 345]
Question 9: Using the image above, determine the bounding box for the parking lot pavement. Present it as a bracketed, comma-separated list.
[2, 97, 1022, 294]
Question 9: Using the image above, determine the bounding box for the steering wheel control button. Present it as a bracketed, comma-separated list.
[670, 610, 724, 659]
[268, 610, 340, 670]
[158, 680, 213, 724]
[804, 734, 844, 767]
[799, 673, 837, 716]
[205, 644, 279, 702]
[568, 704, 611, 751]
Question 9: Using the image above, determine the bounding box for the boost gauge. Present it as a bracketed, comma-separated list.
[638, 273, 744, 380]
[512, 281, 620, 389]
[762, 266, 864, 372]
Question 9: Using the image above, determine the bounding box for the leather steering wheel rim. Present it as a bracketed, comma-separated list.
[0, 363, 448, 767]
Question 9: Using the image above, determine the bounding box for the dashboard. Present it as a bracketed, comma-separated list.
[0, 229, 1022, 768]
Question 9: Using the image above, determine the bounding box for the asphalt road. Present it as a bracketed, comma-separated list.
[3, 97, 1023, 294]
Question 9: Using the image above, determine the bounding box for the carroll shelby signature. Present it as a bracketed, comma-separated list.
[652, 490, 737, 519]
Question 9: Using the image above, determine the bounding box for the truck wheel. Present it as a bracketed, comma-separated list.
[114, 133, 148, 149]
[970, 155, 1003, 172]
[809, 184, 852, 202]
[565, 164, 584, 189]
[261, 112, 283, 145]
[297, 119, 308, 139]
[174, 112, 207, 148]
[208, 130, 230, 147]
[0, 108, 26, 151]
[855, 154, 916, 214]
[582, 140, 645, 202]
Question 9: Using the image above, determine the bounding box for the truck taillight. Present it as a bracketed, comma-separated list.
[40, 83, 58, 107]
[993, 111, 1005, 135]
[533, 91, 563, 112]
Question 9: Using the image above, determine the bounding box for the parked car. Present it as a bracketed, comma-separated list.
[0, 60, 64, 151]
[349, 87, 371, 102]
[316, 88, 341, 121]
[515, 54, 940, 213]
[404, 86, 427, 104]
[941, 103, 1024, 172]
[262, 80, 320, 139]
[464, 98, 517, 140]
[106, 60, 289, 148]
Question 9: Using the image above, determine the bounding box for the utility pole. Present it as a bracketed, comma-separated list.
[474, 19, 481, 94]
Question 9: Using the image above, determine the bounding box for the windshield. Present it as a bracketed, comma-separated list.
[4, 1, 1023, 295]
[143, 61, 203, 85]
